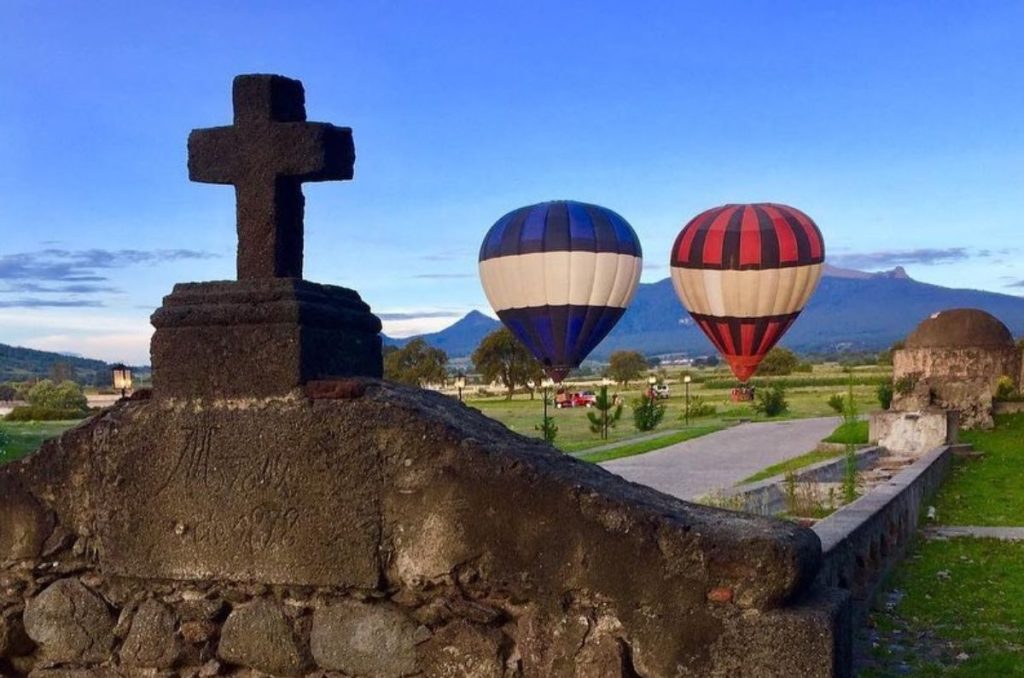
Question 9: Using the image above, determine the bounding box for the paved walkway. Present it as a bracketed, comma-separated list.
[923, 526, 1024, 541]
[601, 416, 840, 501]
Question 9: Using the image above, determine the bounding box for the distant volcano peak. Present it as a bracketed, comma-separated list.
[823, 263, 912, 281]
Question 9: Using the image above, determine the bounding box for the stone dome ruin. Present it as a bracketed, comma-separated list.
[893, 308, 1022, 429]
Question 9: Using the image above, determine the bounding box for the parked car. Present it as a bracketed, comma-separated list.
[646, 384, 670, 399]
[573, 391, 598, 407]
[555, 390, 573, 408]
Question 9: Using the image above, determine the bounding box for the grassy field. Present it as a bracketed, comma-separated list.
[468, 363, 888, 455]
[862, 414, 1024, 675]
[0, 420, 81, 464]
[933, 414, 1024, 525]
[823, 419, 869, 445]
[578, 425, 725, 463]
[862, 539, 1024, 677]
[741, 448, 843, 484]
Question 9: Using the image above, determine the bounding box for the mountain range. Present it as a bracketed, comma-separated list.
[5, 266, 1023, 382]
[387, 265, 1024, 359]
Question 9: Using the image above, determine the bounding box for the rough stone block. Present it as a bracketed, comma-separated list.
[150, 279, 382, 399]
[92, 399, 381, 587]
[0, 477, 53, 562]
[311, 600, 418, 677]
[23, 579, 114, 664]
[218, 599, 308, 676]
[120, 599, 181, 669]
[418, 620, 506, 678]
[1, 606, 34, 658]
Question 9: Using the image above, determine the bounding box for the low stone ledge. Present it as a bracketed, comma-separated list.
[720, 447, 885, 516]
[813, 444, 953, 622]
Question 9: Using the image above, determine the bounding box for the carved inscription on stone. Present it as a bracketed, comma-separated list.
[98, 404, 380, 588]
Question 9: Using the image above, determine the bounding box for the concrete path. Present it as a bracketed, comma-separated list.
[923, 526, 1024, 541]
[601, 416, 840, 501]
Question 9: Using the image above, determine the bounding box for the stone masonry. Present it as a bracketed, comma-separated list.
[0, 74, 851, 677]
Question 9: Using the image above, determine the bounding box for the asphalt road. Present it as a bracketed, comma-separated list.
[601, 416, 840, 500]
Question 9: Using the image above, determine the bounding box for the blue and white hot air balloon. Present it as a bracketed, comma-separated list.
[479, 200, 643, 382]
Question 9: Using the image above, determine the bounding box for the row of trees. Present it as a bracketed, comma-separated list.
[384, 329, 851, 393]
[384, 328, 662, 398]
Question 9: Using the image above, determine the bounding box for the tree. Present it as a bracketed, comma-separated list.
[631, 395, 666, 432]
[26, 379, 88, 412]
[49, 361, 77, 383]
[472, 328, 542, 400]
[757, 348, 799, 376]
[586, 385, 623, 439]
[607, 350, 648, 386]
[753, 385, 788, 417]
[383, 339, 448, 387]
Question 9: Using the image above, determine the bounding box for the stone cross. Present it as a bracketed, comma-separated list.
[187, 74, 355, 279]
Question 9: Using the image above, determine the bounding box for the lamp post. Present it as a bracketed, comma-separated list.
[454, 374, 466, 402]
[111, 364, 133, 400]
[647, 374, 657, 410]
[684, 374, 692, 427]
[600, 376, 612, 439]
[541, 377, 555, 430]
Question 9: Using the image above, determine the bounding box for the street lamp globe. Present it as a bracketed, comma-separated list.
[111, 364, 133, 398]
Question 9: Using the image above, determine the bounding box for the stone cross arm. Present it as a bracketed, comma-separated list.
[187, 74, 355, 279]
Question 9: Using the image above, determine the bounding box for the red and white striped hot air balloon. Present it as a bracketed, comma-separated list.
[670, 203, 825, 382]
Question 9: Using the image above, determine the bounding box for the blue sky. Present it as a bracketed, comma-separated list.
[1, 1, 1022, 364]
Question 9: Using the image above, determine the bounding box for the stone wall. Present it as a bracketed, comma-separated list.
[813, 445, 953, 624]
[1, 381, 851, 677]
[868, 410, 958, 456]
[893, 346, 1021, 429]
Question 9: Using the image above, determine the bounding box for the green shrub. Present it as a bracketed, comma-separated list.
[753, 385, 788, 417]
[632, 396, 666, 432]
[26, 380, 88, 412]
[877, 382, 894, 410]
[794, 362, 814, 373]
[683, 395, 716, 419]
[894, 373, 920, 396]
[4, 406, 86, 422]
[0, 425, 9, 461]
[995, 375, 1019, 401]
[535, 415, 558, 443]
[827, 393, 846, 415]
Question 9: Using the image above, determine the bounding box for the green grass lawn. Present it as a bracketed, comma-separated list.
[740, 448, 843, 484]
[467, 368, 879, 457]
[862, 538, 1024, 677]
[932, 414, 1024, 526]
[0, 420, 82, 464]
[861, 414, 1024, 675]
[577, 425, 725, 463]
[823, 419, 869, 445]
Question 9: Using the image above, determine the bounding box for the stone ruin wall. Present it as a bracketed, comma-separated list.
[1, 382, 851, 678]
[892, 346, 1021, 429]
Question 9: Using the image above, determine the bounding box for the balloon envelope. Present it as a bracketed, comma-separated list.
[670, 203, 825, 382]
[479, 200, 643, 381]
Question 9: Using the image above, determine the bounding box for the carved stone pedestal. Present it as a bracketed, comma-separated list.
[150, 279, 382, 399]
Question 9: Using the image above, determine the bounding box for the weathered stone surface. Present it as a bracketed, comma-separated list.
[218, 599, 308, 676]
[418, 620, 505, 678]
[310, 600, 418, 676]
[120, 598, 181, 668]
[1, 606, 34, 657]
[23, 579, 114, 663]
[0, 476, 54, 561]
[88, 399, 381, 587]
[188, 74, 355, 280]
[150, 279, 382, 399]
